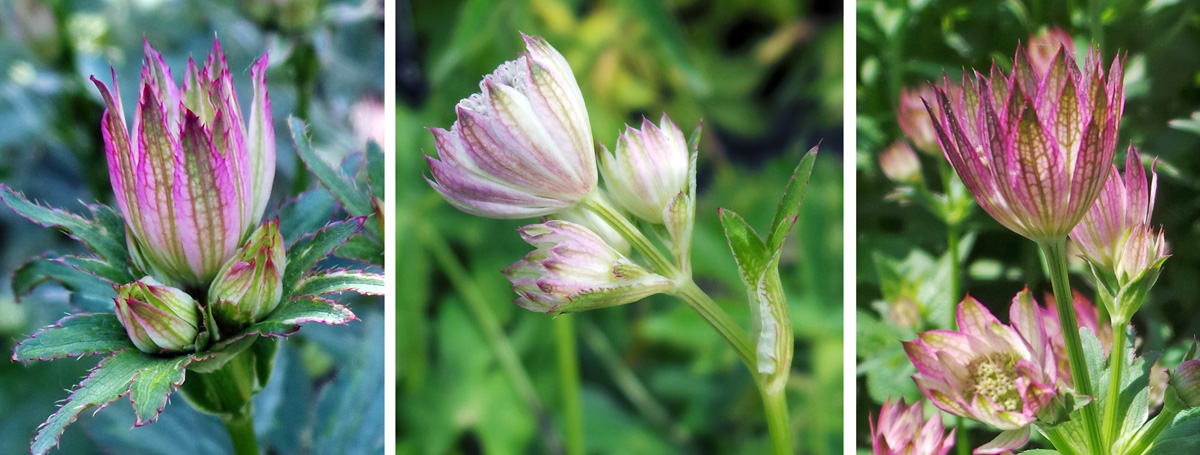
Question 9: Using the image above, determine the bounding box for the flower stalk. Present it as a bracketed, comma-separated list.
[1039, 237, 1104, 454]
[1102, 318, 1128, 447]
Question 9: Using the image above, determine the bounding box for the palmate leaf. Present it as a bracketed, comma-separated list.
[12, 313, 134, 362]
[0, 186, 130, 270]
[282, 218, 366, 295]
[13, 255, 119, 312]
[295, 269, 385, 297]
[289, 117, 375, 219]
[247, 296, 358, 337]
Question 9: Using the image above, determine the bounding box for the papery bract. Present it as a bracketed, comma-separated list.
[115, 276, 201, 353]
[926, 45, 1123, 241]
[600, 114, 690, 224]
[425, 33, 596, 219]
[1070, 146, 1156, 273]
[92, 38, 274, 287]
[902, 290, 1058, 454]
[503, 220, 674, 314]
[208, 219, 286, 331]
[870, 398, 956, 455]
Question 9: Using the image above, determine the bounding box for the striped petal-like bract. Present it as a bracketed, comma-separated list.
[208, 220, 286, 331]
[600, 114, 690, 224]
[92, 37, 274, 287]
[902, 290, 1058, 454]
[870, 398, 956, 455]
[115, 276, 201, 353]
[926, 44, 1124, 241]
[425, 33, 596, 219]
[503, 220, 673, 314]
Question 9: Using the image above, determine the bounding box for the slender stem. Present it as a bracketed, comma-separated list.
[954, 417, 969, 455]
[583, 197, 678, 278]
[676, 280, 757, 371]
[1102, 319, 1128, 447]
[761, 388, 793, 455]
[222, 407, 260, 455]
[1039, 424, 1082, 455]
[939, 162, 969, 455]
[1124, 401, 1181, 455]
[1039, 238, 1104, 455]
[946, 220, 962, 329]
[555, 316, 585, 455]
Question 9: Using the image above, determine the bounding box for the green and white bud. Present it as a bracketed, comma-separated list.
[115, 277, 201, 353]
[600, 114, 690, 225]
[208, 220, 286, 331]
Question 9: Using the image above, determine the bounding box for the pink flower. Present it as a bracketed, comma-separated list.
[898, 84, 942, 155]
[1027, 27, 1075, 75]
[1070, 146, 1156, 273]
[902, 290, 1058, 454]
[880, 141, 922, 184]
[92, 38, 274, 286]
[870, 398, 956, 455]
[926, 45, 1124, 241]
[425, 33, 596, 219]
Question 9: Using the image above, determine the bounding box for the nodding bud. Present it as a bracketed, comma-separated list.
[503, 220, 674, 315]
[208, 220, 286, 331]
[115, 277, 201, 353]
[1170, 360, 1200, 409]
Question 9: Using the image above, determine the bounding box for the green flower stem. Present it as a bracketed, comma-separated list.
[415, 220, 550, 421]
[1038, 425, 1082, 455]
[555, 316, 585, 455]
[222, 408, 260, 455]
[1039, 237, 1104, 455]
[585, 196, 787, 452]
[761, 387, 793, 455]
[938, 161, 970, 455]
[1103, 318, 1129, 448]
[1124, 398, 1182, 455]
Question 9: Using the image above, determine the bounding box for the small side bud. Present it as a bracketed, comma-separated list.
[879, 141, 922, 185]
[115, 277, 201, 353]
[1170, 360, 1200, 408]
[208, 220, 287, 331]
[599, 114, 691, 224]
[504, 220, 674, 314]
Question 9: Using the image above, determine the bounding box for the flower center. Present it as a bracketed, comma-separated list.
[967, 355, 1023, 412]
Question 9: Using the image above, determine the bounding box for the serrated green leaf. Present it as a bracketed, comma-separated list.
[367, 141, 384, 201]
[296, 270, 385, 297]
[278, 187, 337, 244]
[129, 357, 188, 426]
[283, 218, 365, 295]
[289, 118, 374, 217]
[719, 209, 769, 283]
[13, 256, 118, 311]
[1144, 407, 1200, 455]
[263, 296, 357, 327]
[0, 186, 129, 268]
[766, 146, 818, 252]
[336, 234, 383, 264]
[13, 313, 134, 362]
[31, 351, 145, 455]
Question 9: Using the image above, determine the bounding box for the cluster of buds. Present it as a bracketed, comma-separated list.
[870, 398, 956, 455]
[1069, 146, 1168, 321]
[426, 34, 700, 313]
[903, 291, 1059, 454]
[926, 43, 1124, 241]
[95, 39, 286, 353]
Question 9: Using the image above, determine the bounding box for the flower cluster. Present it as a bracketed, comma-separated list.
[870, 398, 956, 455]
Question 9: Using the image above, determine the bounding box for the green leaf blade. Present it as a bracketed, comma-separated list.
[289, 117, 375, 217]
[283, 218, 366, 295]
[31, 351, 145, 455]
[766, 146, 818, 252]
[296, 269, 385, 297]
[13, 314, 135, 363]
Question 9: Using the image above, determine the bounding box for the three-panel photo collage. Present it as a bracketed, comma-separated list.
[1, 1, 1198, 454]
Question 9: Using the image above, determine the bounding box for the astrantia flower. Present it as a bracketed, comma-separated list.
[1039, 290, 1110, 387]
[92, 38, 274, 287]
[208, 220, 286, 331]
[897, 84, 943, 155]
[880, 141, 922, 184]
[503, 220, 674, 314]
[600, 114, 690, 224]
[870, 398, 956, 455]
[425, 33, 596, 219]
[1027, 27, 1075, 75]
[926, 45, 1124, 241]
[1070, 146, 1155, 273]
[903, 290, 1058, 454]
[115, 277, 201, 354]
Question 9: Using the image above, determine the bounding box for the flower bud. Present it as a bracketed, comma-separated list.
[1170, 360, 1200, 408]
[503, 220, 674, 314]
[92, 37, 274, 287]
[600, 114, 690, 224]
[1027, 27, 1075, 75]
[115, 277, 201, 353]
[208, 220, 286, 331]
[879, 141, 922, 185]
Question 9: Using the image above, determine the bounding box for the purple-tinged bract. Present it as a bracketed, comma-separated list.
[902, 290, 1058, 454]
[115, 276, 201, 353]
[503, 220, 673, 314]
[92, 38, 275, 287]
[870, 398, 956, 455]
[600, 114, 690, 224]
[926, 44, 1124, 241]
[1070, 146, 1156, 273]
[425, 33, 596, 219]
[208, 219, 286, 330]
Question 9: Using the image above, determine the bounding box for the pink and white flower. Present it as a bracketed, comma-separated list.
[870, 398, 956, 455]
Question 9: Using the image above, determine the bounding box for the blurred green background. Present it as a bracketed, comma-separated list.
[396, 0, 844, 454]
[856, 0, 1200, 451]
[0, 0, 384, 453]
